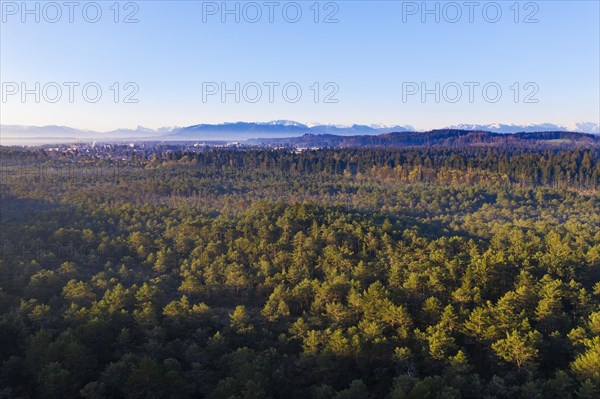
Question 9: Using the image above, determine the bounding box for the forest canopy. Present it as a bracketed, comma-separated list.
[1, 146, 599, 398]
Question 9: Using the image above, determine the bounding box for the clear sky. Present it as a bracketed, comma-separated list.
[1, 0, 599, 131]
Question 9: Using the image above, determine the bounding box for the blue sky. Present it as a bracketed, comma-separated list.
[1, 0, 599, 131]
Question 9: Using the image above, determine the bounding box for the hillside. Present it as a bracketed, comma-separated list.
[249, 130, 600, 148]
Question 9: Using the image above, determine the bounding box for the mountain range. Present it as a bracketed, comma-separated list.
[1, 121, 599, 145]
[446, 122, 600, 134]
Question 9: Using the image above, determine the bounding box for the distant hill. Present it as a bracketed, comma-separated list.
[0, 125, 175, 145]
[249, 130, 600, 148]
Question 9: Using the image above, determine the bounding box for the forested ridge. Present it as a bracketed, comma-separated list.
[249, 130, 600, 148]
[1, 147, 600, 398]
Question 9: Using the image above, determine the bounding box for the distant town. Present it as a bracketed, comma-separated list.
[34, 141, 322, 162]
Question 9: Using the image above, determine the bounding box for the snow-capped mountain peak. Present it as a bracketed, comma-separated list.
[447, 123, 599, 134]
[259, 120, 308, 127]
